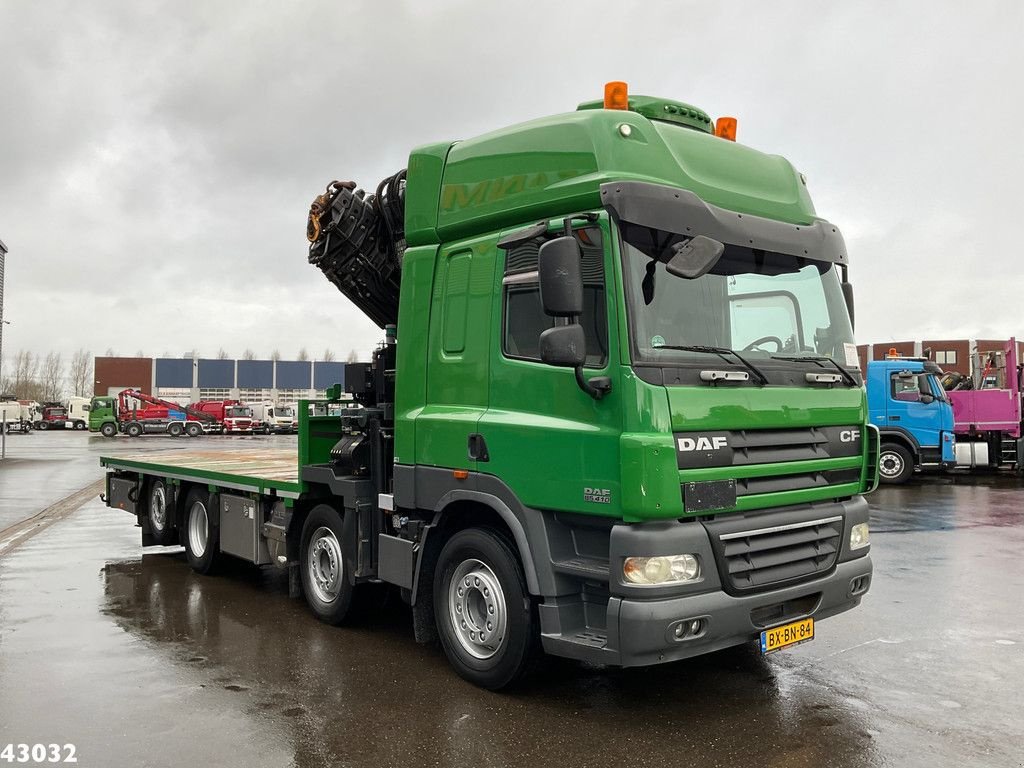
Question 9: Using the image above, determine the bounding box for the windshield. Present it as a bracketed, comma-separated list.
[226, 406, 251, 418]
[276, 406, 293, 419]
[620, 226, 856, 375]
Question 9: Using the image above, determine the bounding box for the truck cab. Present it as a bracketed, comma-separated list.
[33, 404, 68, 431]
[89, 396, 118, 436]
[867, 355, 954, 483]
[250, 401, 297, 434]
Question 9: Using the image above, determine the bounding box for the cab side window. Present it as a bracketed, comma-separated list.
[891, 373, 923, 402]
[501, 227, 607, 368]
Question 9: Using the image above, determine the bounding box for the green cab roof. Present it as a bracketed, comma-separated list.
[405, 96, 818, 247]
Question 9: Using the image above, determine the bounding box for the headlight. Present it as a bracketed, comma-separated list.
[850, 522, 870, 550]
[623, 554, 700, 585]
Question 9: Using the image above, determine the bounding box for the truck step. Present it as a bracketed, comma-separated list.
[570, 629, 608, 648]
[540, 628, 614, 664]
[552, 557, 610, 581]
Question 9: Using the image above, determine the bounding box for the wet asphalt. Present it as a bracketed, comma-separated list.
[0, 435, 1022, 768]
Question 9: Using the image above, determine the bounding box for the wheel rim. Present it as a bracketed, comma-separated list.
[448, 558, 507, 660]
[307, 526, 343, 603]
[188, 501, 209, 556]
[150, 486, 167, 532]
[879, 452, 903, 477]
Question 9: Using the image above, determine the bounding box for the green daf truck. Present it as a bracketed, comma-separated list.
[101, 83, 877, 689]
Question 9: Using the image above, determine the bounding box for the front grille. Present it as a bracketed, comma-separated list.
[715, 515, 842, 593]
[735, 468, 861, 496]
[675, 426, 861, 469]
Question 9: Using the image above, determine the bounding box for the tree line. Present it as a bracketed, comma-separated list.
[1, 349, 92, 403]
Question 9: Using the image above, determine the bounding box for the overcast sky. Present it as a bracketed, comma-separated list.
[1, 0, 1021, 365]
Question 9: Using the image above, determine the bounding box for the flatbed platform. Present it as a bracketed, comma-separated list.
[100, 448, 302, 498]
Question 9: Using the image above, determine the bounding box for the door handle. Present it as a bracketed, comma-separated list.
[468, 433, 490, 462]
[890, 416, 900, 422]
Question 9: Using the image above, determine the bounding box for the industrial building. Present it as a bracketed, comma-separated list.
[856, 339, 1024, 377]
[94, 356, 346, 404]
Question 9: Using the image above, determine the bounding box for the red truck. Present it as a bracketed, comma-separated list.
[189, 400, 254, 434]
[33, 402, 85, 431]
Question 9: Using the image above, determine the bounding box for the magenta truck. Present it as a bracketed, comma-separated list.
[946, 338, 1023, 468]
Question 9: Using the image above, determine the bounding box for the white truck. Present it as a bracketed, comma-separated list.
[66, 396, 91, 429]
[248, 401, 298, 434]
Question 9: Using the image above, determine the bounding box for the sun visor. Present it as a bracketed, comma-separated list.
[601, 181, 847, 265]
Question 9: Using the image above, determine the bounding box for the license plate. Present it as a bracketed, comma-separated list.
[760, 618, 814, 653]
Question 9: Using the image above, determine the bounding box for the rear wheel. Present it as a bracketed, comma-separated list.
[433, 528, 539, 690]
[100, 422, 118, 437]
[184, 489, 220, 574]
[879, 442, 913, 484]
[126, 422, 143, 438]
[147, 481, 175, 546]
[185, 422, 202, 437]
[167, 422, 183, 437]
[36, 421, 48, 431]
[300, 505, 354, 625]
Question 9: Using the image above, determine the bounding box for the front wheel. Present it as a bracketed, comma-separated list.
[73, 420, 86, 430]
[35, 421, 48, 431]
[879, 442, 914, 484]
[100, 422, 118, 437]
[433, 528, 539, 690]
[300, 505, 354, 625]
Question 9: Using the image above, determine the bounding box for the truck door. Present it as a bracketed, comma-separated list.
[890, 371, 940, 450]
[415, 236, 496, 472]
[477, 218, 622, 515]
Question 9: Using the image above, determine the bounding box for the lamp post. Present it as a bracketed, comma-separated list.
[0, 237, 8, 398]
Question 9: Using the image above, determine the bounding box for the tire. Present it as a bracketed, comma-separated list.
[36, 421, 48, 431]
[167, 422, 183, 437]
[300, 505, 355, 625]
[185, 422, 202, 437]
[433, 528, 539, 690]
[100, 422, 118, 438]
[879, 442, 914, 484]
[147, 480, 175, 546]
[126, 422, 143, 438]
[74, 420, 86, 430]
[184, 489, 220, 574]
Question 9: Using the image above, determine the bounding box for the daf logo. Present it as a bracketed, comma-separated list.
[678, 436, 728, 452]
[840, 429, 861, 443]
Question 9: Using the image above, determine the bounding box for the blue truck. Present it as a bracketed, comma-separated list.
[866, 354, 955, 483]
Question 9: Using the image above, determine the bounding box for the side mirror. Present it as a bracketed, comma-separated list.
[842, 282, 855, 330]
[665, 235, 724, 279]
[538, 236, 583, 317]
[920, 393, 935, 404]
[540, 325, 586, 368]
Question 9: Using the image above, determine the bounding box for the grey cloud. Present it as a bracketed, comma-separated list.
[1, 0, 1022, 364]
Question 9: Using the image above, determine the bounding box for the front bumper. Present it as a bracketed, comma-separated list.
[539, 496, 873, 667]
[611, 556, 871, 666]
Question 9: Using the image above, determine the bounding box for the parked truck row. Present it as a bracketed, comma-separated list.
[866, 339, 1024, 482]
[101, 83, 877, 689]
[0, 396, 91, 433]
[1, 392, 299, 437]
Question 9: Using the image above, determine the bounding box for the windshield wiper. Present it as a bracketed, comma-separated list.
[657, 345, 769, 386]
[769, 354, 859, 387]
